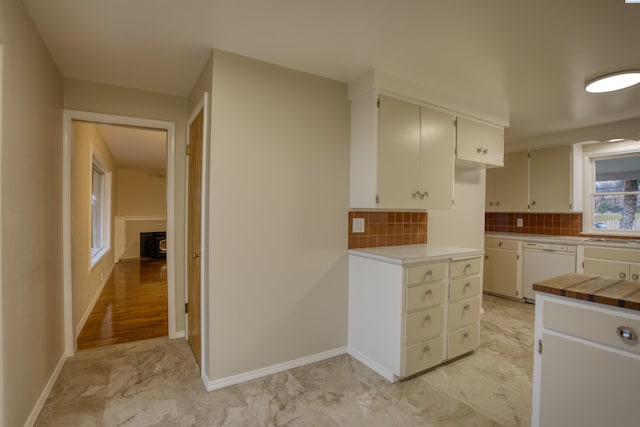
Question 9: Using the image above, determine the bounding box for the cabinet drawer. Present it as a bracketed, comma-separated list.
[450, 276, 482, 302]
[449, 297, 481, 330]
[404, 336, 444, 376]
[406, 282, 445, 311]
[544, 301, 640, 356]
[447, 324, 480, 360]
[406, 306, 445, 343]
[450, 257, 482, 278]
[583, 246, 640, 263]
[406, 263, 446, 285]
[485, 239, 518, 251]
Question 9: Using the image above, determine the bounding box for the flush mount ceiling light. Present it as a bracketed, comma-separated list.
[585, 70, 640, 93]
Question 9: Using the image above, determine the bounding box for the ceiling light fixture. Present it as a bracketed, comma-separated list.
[585, 70, 640, 93]
[607, 138, 625, 143]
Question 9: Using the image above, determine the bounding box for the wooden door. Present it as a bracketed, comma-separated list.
[187, 110, 203, 366]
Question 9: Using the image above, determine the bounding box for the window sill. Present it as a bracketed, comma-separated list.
[90, 247, 110, 269]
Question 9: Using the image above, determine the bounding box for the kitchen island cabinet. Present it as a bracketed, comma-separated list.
[348, 244, 483, 381]
[531, 273, 640, 427]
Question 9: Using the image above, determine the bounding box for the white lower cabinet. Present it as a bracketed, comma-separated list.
[532, 293, 640, 427]
[348, 253, 482, 381]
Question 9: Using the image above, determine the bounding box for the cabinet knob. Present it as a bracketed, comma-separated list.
[485, 255, 489, 260]
[477, 147, 482, 154]
[421, 192, 429, 200]
[617, 326, 637, 344]
[496, 201, 500, 206]
[425, 314, 431, 322]
[482, 148, 488, 154]
[489, 201, 494, 206]
[464, 282, 471, 288]
[464, 264, 471, 271]
[424, 270, 432, 280]
[620, 272, 627, 279]
[423, 345, 431, 353]
[463, 332, 469, 339]
[463, 304, 470, 311]
[633, 274, 639, 281]
[498, 241, 502, 247]
[412, 191, 421, 199]
[424, 289, 432, 297]
[531, 200, 536, 206]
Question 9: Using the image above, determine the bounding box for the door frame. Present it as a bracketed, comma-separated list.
[185, 92, 209, 374]
[62, 109, 177, 355]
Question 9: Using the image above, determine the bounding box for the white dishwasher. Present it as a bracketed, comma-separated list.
[523, 242, 576, 303]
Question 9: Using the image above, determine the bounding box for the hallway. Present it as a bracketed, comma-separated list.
[77, 258, 168, 350]
[37, 296, 534, 426]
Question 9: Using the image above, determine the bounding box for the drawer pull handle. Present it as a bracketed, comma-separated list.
[463, 332, 469, 339]
[464, 282, 471, 288]
[633, 274, 639, 281]
[424, 289, 432, 297]
[424, 270, 432, 280]
[617, 326, 637, 343]
[463, 304, 470, 311]
[464, 264, 471, 272]
[423, 345, 431, 353]
[620, 272, 627, 279]
[498, 241, 502, 247]
[425, 314, 431, 322]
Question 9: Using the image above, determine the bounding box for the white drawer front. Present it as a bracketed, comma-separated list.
[447, 324, 480, 359]
[404, 336, 444, 376]
[451, 257, 482, 278]
[405, 306, 445, 343]
[406, 282, 445, 311]
[449, 298, 481, 331]
[485, 239, 518, 251]
[544, 300, 640, 356]
[450, 276, 481, 302]
[406, 263, 446, 285]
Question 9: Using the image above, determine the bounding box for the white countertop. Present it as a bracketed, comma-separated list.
[348, 244, 483, 265]
[485, 232, 640, 249]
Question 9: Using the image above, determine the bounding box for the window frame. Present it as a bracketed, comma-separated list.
[583, 144, 640, 236]
[90, 156, 111, 268]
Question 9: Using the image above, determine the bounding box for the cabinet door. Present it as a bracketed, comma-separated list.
[630, 263, 640, 281]
[539, 332, 640, 427]
[483, 248, 519, 298]
[419, 105, 454, 210]
[481, 125, 504, 167]
[377, 96, 422, 209]
[456, 117, 483, 163]
[495, 151, 529, 211]
[529, 145, 571, 212]
[485, 168, 496, 211]
[584, 258, 630, 280]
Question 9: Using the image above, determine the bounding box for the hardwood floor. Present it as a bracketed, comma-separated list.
[77, 258, 168, 350]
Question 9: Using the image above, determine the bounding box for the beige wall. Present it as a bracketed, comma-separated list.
[207, 50, 350, 380]
[0, 0, 65, 425]
[64, 79, 189, 334]
[116, 168, 167, 216]
[427, 166, 486, 250]
[71, 122, 117, 334]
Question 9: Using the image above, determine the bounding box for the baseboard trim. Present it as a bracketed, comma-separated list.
[347, 346, 396, 382]
[204, 346, 347, 391]
[23, 351, 66, 427]
[173, 330, 185, 339]
[75, 262, 115, 339]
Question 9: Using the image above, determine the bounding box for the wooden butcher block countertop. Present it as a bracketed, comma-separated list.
[533, 273, 640, 311]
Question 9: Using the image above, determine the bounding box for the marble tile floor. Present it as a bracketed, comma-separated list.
[36, 295, 534, 427]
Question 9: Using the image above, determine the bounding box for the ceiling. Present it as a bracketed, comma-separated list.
[22, 0, 640, 146]
[93, 124, 167, 173]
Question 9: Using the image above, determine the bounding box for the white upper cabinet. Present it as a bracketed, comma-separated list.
[351, 94, 455, 210]
[486, 151, 529, 212]
[529, 145, 572, 212]
[456, 117, 504, 167]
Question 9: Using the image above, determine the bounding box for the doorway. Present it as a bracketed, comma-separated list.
[62, 111, 177, 355]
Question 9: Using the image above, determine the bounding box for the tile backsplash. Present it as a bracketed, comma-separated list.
[485, 212, 582, 236]
[348, 211, 427, 249]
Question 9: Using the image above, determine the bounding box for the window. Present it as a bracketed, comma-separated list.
[586, 150, 640, 234]
[91, 160, 111, 266]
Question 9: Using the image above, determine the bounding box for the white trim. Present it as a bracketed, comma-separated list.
[74, 262, 114, 339]
[174, 330, 185, 339]
[347, 346, 396, 382]
[0, 43, 5, 424]
[185, 92, 209, 377]
[203, 347, 348, 391]
[115, 215, 167, 221]
[63, 110, 178, 357]
[23, 352, 66, 427]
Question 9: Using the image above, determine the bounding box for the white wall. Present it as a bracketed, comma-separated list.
[0, 0, 65, 425]
[428, 166, 486, 250]
[207, 50, 350, 380]
[71, 122, 117, 334]
[64, 79, 188, 334]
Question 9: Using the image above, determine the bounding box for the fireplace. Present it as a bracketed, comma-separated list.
[140, 231, 167, 259]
